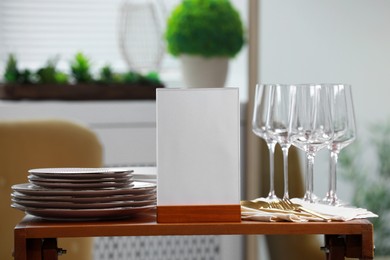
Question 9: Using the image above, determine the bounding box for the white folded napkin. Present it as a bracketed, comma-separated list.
[241, 198, 378, 222]
[241, 206, 309, 222]
[291, 198, 378, 221]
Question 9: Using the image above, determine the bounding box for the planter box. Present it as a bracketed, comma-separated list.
[0, 83, 163, 100]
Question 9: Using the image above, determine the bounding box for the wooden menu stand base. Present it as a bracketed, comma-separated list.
[157, 204, 241, 223]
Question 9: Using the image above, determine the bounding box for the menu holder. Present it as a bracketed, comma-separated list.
[156, 88, 241, 223]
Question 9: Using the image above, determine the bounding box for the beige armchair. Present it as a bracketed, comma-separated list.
[0, 119, 103, 260]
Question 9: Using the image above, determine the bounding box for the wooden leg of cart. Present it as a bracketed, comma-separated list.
[14, 228, 43, 260]
[14, 230, 59, 260]
[42, 238, 59, 260]
[14, 236, 42, 260]
[324, 235, 345, 260]
[324, 234, 374, 260]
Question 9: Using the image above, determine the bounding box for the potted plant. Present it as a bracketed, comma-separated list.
[165, 0, 244, 88]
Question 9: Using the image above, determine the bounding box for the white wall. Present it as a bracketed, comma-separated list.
[258, 0, 390, 202]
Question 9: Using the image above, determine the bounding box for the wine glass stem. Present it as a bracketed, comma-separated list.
[267, 142, 276, 198]
[328, 150, 339, 202]
[304, 152, 316, 202]
[281, 145, 290, 199]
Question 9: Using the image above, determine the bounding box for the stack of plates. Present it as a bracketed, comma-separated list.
[11, 167, 156, 221]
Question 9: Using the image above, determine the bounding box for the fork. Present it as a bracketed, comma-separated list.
[241, 200, 313, 217]
[280, 199, 332, 221]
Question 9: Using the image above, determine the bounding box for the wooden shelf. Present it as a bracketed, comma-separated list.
[0, 83, 163, 100]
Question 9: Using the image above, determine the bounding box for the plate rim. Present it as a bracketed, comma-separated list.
[12, 182, 156, 196]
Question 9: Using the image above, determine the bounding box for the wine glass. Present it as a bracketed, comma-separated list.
[290, 84, 334, 203]
[266, 84, 296, 199]
[252, 84, 278, 201]
[323, 84, 356, 206]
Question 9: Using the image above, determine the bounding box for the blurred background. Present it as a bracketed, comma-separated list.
[0, 0, 248, 99]
[1, 0, 390, 258]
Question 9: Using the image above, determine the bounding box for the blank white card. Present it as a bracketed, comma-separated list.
[157, 88, 240, 205]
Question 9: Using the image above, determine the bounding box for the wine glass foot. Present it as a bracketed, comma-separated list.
[303, 192, 319, 203]
[253, 195, 279, 203]
[267, 191, 279, 201]
[252, 192, 279, 202]
[322, 194, 347, 207]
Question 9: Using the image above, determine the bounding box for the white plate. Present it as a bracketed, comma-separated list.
[28, 174, 133, 183]
[29, 179, 134, 189]
[28, 167, 133, 179]
[12, 203, 156, 221]
[12, 182, 156, 196]
[132, 167, 157, 180]
[12, 191, 156, 203]
[12, 198, 156, 209]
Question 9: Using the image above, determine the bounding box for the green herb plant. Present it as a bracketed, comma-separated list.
[339, 120, 390, 256]
[2, 53, 163, 86]
[70, 52, 93, 83]
[36, 57, 68, 84]
[4, 54, 19, 83]
[165, 0, 245, 58]
[98, 65, 115, 84]
[4, 54, 34, 84]
[145, 71, 161, 85]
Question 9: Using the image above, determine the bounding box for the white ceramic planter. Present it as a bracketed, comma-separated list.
[180, 55, 229, 88]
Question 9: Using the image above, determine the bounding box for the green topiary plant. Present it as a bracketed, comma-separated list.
[165, 0, 244, 58]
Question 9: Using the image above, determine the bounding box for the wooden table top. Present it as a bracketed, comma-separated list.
[15, 213, 373, 238]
